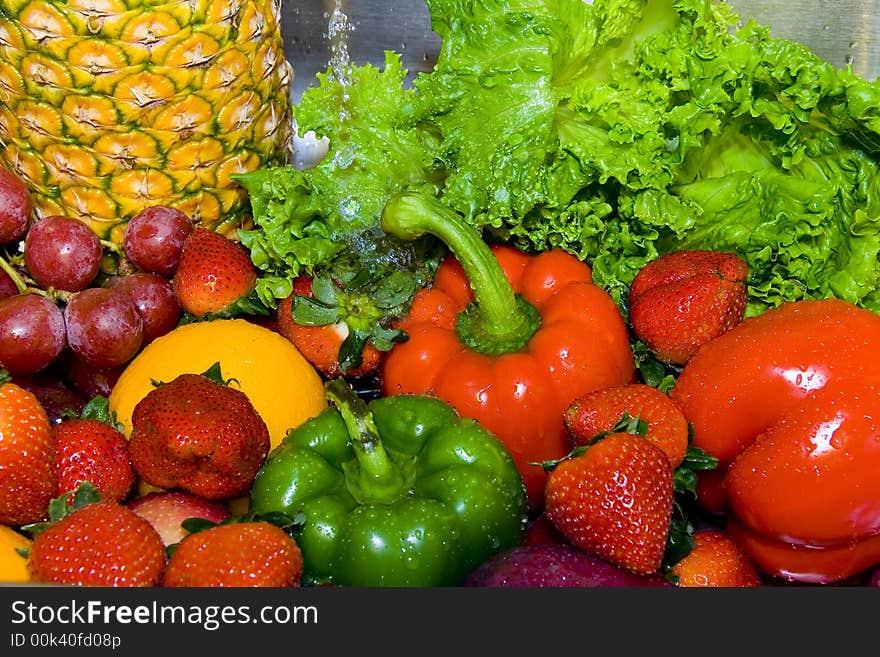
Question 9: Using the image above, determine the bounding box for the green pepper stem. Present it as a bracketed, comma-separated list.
[381, 192, 540, 355]
[324, 379, 405, 504]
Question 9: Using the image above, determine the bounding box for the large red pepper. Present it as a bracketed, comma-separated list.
[379, 193, 635, 509]
[671, 298, 880, 582]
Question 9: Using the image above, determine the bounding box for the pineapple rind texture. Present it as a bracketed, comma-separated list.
[0, 0, 293, 240]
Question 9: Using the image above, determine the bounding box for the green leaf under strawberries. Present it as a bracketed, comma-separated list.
[369, 270, 419, 310]
[310, 273, 341, 306]
[178, 290, 273, 325]
[609, 412, 648, 439]
[662, 429, 720, 580]
[150, 362, 239, 389]
[289, 268, 414, 375]
[367, 326, 407, 352]
[79, 395, 125, 433]
[673, 426, 720, 496]
[21, 482, 103, 539]
[179, 510, 305, 536]
[291, 294, 343, 326]
[199, 362, 240, 388]
[168, 511, 307, 557]
[662, 500, 695, 577]
[535, 411, 651, 470]
[61, 395, 125, 433]
[632, 340, 680, 393]
[337, 330, 370, 375]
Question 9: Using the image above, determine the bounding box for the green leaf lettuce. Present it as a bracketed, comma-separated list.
[236, 0, 880, 317]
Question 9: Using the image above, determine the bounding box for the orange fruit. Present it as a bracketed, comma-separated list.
[109, 319, 327, 451]
[0, 525, 31, 583]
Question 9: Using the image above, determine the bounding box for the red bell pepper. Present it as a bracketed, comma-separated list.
[379, 193, 636, 508]
[672, 298, 880, 582]
[727, 516, 880, 585]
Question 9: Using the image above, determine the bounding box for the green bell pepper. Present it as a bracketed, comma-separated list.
[249, 379, 528, 586]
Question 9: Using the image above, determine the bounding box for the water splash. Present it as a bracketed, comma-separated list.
[326, 0, 354, 121]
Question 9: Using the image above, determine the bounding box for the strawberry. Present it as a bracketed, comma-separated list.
[128, 491, 230, 547]
[543, 432, 674, 575]
[54, 415, 134, 504]
[564, 383, 689, 468]
[276, 270, 412, 379]
[128, 364, 270, 500]
[162, 521, 303, 587]
[669, 529, 762, 587]
[276, 276, 383, 378]
[0, 370, 55, 525]
[27, 493, 166, 587]
[172, 228, 257, 317]
[629, 249, 748, 364]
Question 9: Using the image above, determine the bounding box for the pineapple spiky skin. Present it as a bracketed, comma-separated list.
[0, 0, 293, 241]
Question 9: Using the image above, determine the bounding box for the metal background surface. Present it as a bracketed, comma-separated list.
[282, 0, 880, 103]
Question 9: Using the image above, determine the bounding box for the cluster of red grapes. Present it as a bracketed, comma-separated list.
[0, 167, 194, 399]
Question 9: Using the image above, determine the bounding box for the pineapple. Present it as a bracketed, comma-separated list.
[0, 0, 293, 243]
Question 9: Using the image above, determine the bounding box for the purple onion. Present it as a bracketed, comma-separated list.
[464, 544, 674, 588]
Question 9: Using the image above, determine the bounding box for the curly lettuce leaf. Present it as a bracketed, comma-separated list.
[417, 0, 659, 229]
[632, 11, 880, 313]
[236, 0, 880, 319]
[234, 52, 445, 304]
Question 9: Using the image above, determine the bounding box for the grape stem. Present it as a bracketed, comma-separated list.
[0, 256, 28, 295]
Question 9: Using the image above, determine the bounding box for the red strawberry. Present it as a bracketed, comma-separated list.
[172, 228, 257, 317]
[128, 368, 270, 500]
[564, 383, 689, 468]
[54, 417, 134, 503]
[128, 491, 230, 547]
[162, 521, 303, 587]
[27, 500, 166, 586]
[0, 371, 55, 525]
[276, 276, 383, 379]
[544, 432, 674, 575]
[629, 250, 748, 364]
[669, 529, 762, 587]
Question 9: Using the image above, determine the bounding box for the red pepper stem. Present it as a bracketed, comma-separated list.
[324, 379, 405, 505]
[381, 193, 539, 355]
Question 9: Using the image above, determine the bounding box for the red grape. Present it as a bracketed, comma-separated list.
[24, 215, 102, 292]
[12, 372, 86, 424]
[123, 206, 194, 276]
[105, 273, 181, 344]
[0, 268, 18, 300]
[0, 167, 32, 243]
[64, 287, 144, 369]
[0, 293, 66, 374]
[64, 355, 123, 400]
